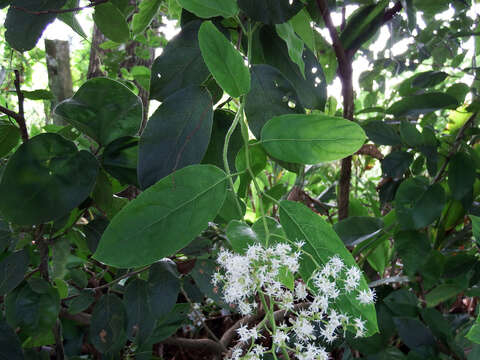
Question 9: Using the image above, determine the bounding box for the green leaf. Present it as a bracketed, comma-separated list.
[177, 0, 238, 18]
[6, 281, 60, 340]
[393, 317, 435, 352]
[448, 152, 476, 201]
[387, 93, 459, 117]
[22, 89, 54, 101]
[93, 2, 130, 43]
[470, 215, 480, 247]
[467, 313, 480, 344]
[334, 217, 383, 247]
[425, 284, 463, 308]
[150, 21, 209, 101]
[57, 0, 87, 38]
[147, 304, 189, 343]
[0, 133, 98, 225]
[101, 136, 139, 186]
[258, 26, 326, 110]
[147, 260, 180, 318]
[198, 21, 250, 97]
[0, 123, 20, 158]
[55, 78, 142, 146]
[132, 0, 162, 35]
[0, 318, 24, 360]
[191, 259, 227, 307]
[279, 200, 378, 336]
[202, 109, 243, 172]
[381, 151, 414, 178]
[237, 0, 304, 25]
[411, 71, 448, 88]
[138, 86, 213, 189]
[93, 165, 228, 268]
[216, 189, 246, 223]
[252, 216, 287, 245]
[89, 294, 127, 354]
[0, 250, 29, 296]
[261, 114, 366, 164]
[226, 220, 260, 254]
[363, 120, 401, 146]
[289, 9, 315, 52]
[66, 291, 95, 315]
[245, 64, 304, 139]
[4, 0, 66, 52]
[394, 177, 446, 230]
[0, 218, 14, 253]
[395, 231, 431, 276]
[384, 289, 418, 317]
[275, 22, 305, 77]
[124, 279, 155, 343]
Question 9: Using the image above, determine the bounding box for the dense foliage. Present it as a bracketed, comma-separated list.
[0, 0, 479, 359]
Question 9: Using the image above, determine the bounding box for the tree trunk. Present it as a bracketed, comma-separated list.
[87, 25, 107, 79]
[45, 39, 73, 125]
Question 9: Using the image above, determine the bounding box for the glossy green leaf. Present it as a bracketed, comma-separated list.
[0, 123, 20, 158]
[147, 304, 189, 343]
[147, 259, 180, 318]
[395, 177, 446, 230]
[22, 89, 54, 101]
[138, 86, 213, 189]
[90, 294, 127, 354]
[275, 22, 305, 77]
[334, 217, 383, 247]
[0, 318, 24, 360]
[66, 291, 95, 315]
[363, 120, 401, 146]
[411, 71, 448, 88]
[191, 259, 227, 307]
[238, 0, 304, 25]
[177, 0, 238, 18]
[252, 216, 287, 245]
[202, 109, 243, 172]
[393, 317, 435, 352]
[279, 200, 378, 336]
[245, 64, 304, 139]
[0, 250, 29, 295]
[57, 0, 87, 38]
[198, 21, 250, 97]
[384, 289, 418, 317]
[448, 152, 476, 201]
[467, 313, 480, 344]
[0, 133, 98, 225]
[93, 165, 228, 268]
[93, 2, 130, 43]
[226, 220, 260, 253]
[5, 0, 66, 51]
[132, 0, 162, 35]
[215, 189, 246, 223]
[387, 93, 459, 116]
[101, 136, 139, 186]
[258, 26, 326, 110]
[235, 141, 267, 196]
[150, 21, 209, 101]
[381, 151, 414, 178]
[55, 78, 142, 146]
[261, 114, 366, 164]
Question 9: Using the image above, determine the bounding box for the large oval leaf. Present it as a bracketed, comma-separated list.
[261, 114, 366, 164]
[101, 136, 139, 186]
[238, 0, 304, 25]
[198, 21, 250, 98]
[177, 0, 238, 18]
[0, 122, 20, 158]
[0, 133, 98, 225]
[138, 86, 213, 189]
[131, 0, 162, 35]
[387, 93, 459, 117]
[93, 2, 130, 43]
[245, 64, 304, 139]
[0, 250, 29, 296]
[55, 78, 142, 146]
[279, 200, 378, 336]
[150, 21, 210, 101]
[5, 0, 66, 52]
[93, 165, 228, 268]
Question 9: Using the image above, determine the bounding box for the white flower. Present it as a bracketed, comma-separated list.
[230, 348, 243, 360]
[295, 281, 308, 300]
[237, 325, 259, 342]
[292, 316, 316, 342]
[328, 256, 344, 276]
[354, 317, 366, 337]
[344, 266, 361, 292]
[273, 329, 289, 345]
[356, 288, 376, 305]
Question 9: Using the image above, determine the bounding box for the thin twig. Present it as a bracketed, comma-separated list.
[12, 0, 109, 15]
[0, 71, 29, 142]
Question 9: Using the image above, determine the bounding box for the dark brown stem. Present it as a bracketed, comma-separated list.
[53, 319, 65, 360]
[0, 71, 29, 142]
[12, 0, 109, 15]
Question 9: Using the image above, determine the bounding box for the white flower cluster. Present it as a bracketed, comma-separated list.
[213, 243, 376, 360]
